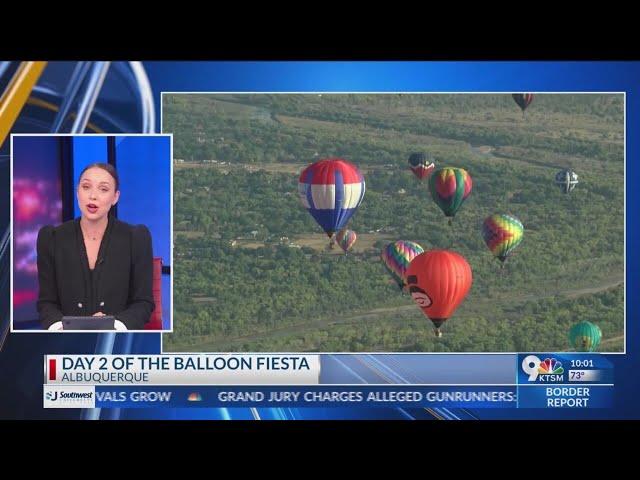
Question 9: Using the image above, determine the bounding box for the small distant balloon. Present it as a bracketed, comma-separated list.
[335, 228, 357, 253]
[408, 152, 435, 180]
[512, 93, 534, 113]
[555, 169, 579, 194]
[568, 321, 602, 352]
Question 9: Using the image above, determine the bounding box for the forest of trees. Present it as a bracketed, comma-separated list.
[163, 93, 624, 352]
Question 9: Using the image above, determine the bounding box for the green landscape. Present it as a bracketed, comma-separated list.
[162, 93, 624, 352]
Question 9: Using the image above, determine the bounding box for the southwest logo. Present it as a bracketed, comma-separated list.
[522, 355, 565, 382]
[45, 391, 58, 401]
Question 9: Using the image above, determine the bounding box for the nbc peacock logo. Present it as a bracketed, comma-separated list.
[538, 358, 564, 375]
[522, 355, 565, 382]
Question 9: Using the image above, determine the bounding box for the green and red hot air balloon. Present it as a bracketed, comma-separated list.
[428, 167, 473, 224]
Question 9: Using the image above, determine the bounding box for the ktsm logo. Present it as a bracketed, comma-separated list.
[522, 355, 565, 382]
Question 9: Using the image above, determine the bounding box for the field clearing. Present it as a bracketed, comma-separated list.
[174, 160, 381, 175]
[360, 104, 624, 141]
[176, 277, 623, 352]
[276, 114, 462, 147]
[281, 106, 623, 148]
[233, 232, 395, 253]
[192, 297, 216, 303]
[295, 232, 394, 253]
[174, 161, 301, 174]
[191, 96, 275, 120]
[433, 113, 621, 142]
[174, 230, 205, 239]
[204, 95, 623, 141]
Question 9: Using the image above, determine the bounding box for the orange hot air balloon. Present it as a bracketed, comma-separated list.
[405, 249, 472, 337]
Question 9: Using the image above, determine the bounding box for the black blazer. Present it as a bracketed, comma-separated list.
[36, 217, 155, 330]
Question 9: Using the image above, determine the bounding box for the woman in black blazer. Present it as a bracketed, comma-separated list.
[37, 163, 155, 330]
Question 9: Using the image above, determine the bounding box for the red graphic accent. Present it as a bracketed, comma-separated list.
[49, 359, 56, 381]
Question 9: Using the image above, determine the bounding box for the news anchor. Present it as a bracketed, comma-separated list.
[36, 163, 155, 330]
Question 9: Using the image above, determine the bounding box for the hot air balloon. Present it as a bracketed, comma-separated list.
[380, 240, 425, 290]
[555, 169, 579, 194]
[568, 321, 602, 352]
[405, 249, 472, 337]
[512, 93, 534, 114]
[428, 167, 472, 223]
[298, 158, 365, 240]
[408, 152, 435, 180]
[335, 228, 357, 254]
[482, 214, 524, 266]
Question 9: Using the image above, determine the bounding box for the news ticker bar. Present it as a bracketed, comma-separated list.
[44, 355, 321, 385]
[42, 385, 615, 409]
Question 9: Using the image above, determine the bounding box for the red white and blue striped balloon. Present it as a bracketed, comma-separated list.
[298, 158, 366, 237]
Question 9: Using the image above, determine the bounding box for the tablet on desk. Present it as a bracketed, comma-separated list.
[62, 316, 115, 330]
